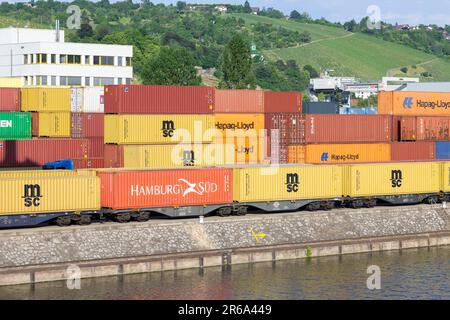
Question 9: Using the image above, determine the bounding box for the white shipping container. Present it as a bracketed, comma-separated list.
[70, 87, 104, 113]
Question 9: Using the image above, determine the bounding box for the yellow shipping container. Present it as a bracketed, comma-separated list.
[214, 113, 265, 164]
[122, 144, 235, 168]
[233, 165, 342, 202]
[0, 77, 23, 88]
[441, 162, 450, 192]
[0, 169, 77, 178]
[104, 114, 215, 144]
[288, 144, 391, 164]
[21, 88, 71, 112]
[37, 112, 71, 137]
[343, 162, 440, 197]
[0, 176, 100, 215]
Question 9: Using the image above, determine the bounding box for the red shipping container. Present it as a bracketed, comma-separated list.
[264, 91, 302, 113]
[104, 144, 123, 167]
[31, 112, 39, 136]
[104, 85, 214, 114]
[391, 116, 401, 142]
[71, 113, 104, 138]
[87, 137, 104, 158]
[0, 139, 89, 167]
[215, 89, 264, 113]
[390, 142, 436, 161]
[0, 88, 20, 111]
[98, 168, 233, 209]
[399, 116, 416, 141]
[305, 115, 392, 143]
[73, 158, 104, 169]
[416, 117, 450, 141]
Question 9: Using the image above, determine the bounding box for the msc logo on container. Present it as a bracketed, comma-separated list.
[22, 184, 42, 207]
[0, 120, 12, 128]
[161, 120, 175, 137]
[286, 173, 299, 193]
[390, 170, 403, 188]
[321, 152, 329, 162]
[403, 97, 413, 109]
[182, 150, 195, 166]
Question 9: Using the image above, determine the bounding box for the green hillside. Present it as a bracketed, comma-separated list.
[233, 13, 450, 81]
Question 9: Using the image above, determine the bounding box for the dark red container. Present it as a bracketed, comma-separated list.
[87, 137, 104, 158]
[71, 113, 104, 138]
[31, 112, 39, 137]
[104, 144, 124, 167]
[73, 158, 104, 169]
[391, 116, 401, 142]
[390, 142, 436, 161]
[305, 115, 392, 143]
[0, 88, 20, 111]
[264, 91, 302, 113]
[0, 139, 89, 167]
[104, 85, 215, 114]
[416, 117, 450, 141]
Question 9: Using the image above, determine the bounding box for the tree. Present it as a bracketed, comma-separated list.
[77, 20, 94, 38]
[244, 1, 251, 13]
[219, 34, 255, 89]
[176, 1, 186, 12]
[303, 65, 319, 78]
[141, 46, 202, 86]
[290, 10, 301, 20]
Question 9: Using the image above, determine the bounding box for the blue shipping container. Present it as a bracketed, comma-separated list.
[436, 142, 450, 160]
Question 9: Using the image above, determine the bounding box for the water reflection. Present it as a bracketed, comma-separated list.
[1, 247, 449, 300]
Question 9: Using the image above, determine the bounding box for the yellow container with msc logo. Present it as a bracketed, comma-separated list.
[0, 176, 100, 215]
[343, 162, 441, 198]
[0, 169, 77, 178]
[104, 114, 215, 144]
[232, 165, 343, 202]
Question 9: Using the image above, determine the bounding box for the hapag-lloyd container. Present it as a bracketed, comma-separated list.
[391, 142, 436, 161]
[305, 115, 391, 143]
[104, 85, 214, 114]
[98, 168, 233, 209]
[215, 89, 264, 113]
[264, 91, 302, 113]
[0, 112, 31, 140]
[0, 88, 20, 111]
[378, 91, 450, 116]
[0, 139, 89, 167]
[104, 114, 214, 144]
[21, 87, 71, 112]
[71, 113, 104, 138]
[70, 87, 104, 113]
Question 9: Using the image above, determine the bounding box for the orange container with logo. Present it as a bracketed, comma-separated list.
[98, 168, 233, 209]
[378, 91, 450, 116]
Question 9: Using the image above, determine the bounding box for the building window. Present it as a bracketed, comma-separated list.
[126, 57, 131, 66]
[23, 55, 27, 64]
[60, 54, 67, 64]
[85, 55, 90, 65]
[85, 77, 90, 86]
[118, 57, 122, 66]
[30, 54, 34, 64]
[94, 77, 114, 86]
[68, 76, 82, 86]
[41, 54, 47, 64]
[51, 76, 56, 86]
[51, 54, 56, 63]
[117, 78, 122, 85]
[126, 78, 132, 84]
[60, 76, 68, 86]
[67, 55, 81, 64]
[93, 56, 114, 66]
[36, 76, 47, 86]
[93, 56, 100, 65]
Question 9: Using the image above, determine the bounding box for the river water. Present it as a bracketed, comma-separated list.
[1, 246, 450, 300]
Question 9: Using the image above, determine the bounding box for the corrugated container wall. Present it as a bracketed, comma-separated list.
[232, 165, 342, 202]
[215, 89, 264, 113]
[391, 142, 436, 161]
[73, 158, 104, 169]
[71, 87, 104, 113]
[104, 114, 215, 144]
[34, 112, 71, 137]
[436, 142, 450, 160]
[415, 117, 450, 141]
[98, 168, 233, 209]
[0, 139, 89, 167]
[288, 143, 391, 164]
[0, 169, 78, 178]
[264, 91, 302, 113]
[0, 112, 31, 140]
[343, 162, 440, 197]
[305, 115, 391, 143]
[0, 77, 22, 88]
[104, 144, 235, 168]
[71, 113, 104, 138]
[0, 176, 100, 215]
[104, 85, 214, 114]
[0, 88, 20, 111]
[378, 91, 450, 116]
[21, 88, 71, 112]
[87, 137, 105, 158]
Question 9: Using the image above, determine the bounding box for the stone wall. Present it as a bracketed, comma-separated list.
[0, 205, 449, 268]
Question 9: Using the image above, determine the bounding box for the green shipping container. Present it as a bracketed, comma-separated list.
[0, 112, 32, 140]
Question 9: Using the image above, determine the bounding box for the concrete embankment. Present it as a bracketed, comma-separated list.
[1, 204, 450, 286]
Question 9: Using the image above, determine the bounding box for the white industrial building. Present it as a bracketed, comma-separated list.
[0, 27, 133, 86]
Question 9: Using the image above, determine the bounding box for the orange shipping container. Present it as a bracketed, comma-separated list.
[215, 89, 264, 113]
[288, 143, 391, 164]
[98, 168, 233, 210]
[378, 91, 450, 116]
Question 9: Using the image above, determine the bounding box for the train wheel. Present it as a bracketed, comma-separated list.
[306, 202, 320, 211]
[115, 213, 131, 223]
[350, 200, 364, 209]
[425, 196, 438, 205]
[74, 215, 92, 225]
[236, 206, 247, 216]
[321, 201, 334, 211]
[137, 212, 150, 222]
[55, 216, 71, 227]
[218, 207, 232, 217]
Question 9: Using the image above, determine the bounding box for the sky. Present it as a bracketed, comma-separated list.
[151, 0, 450, 26]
